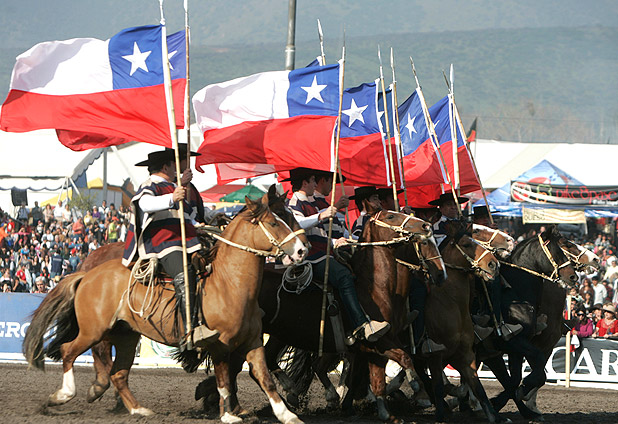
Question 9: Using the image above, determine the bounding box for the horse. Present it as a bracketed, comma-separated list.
[23, 192, 310, 424]
[393, 219, 503, 423]
[471, 225, 580, 419]
[495, 238, 600, 417]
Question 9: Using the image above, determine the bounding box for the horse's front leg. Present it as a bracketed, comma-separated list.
[214, 355, 243, 424]
[368, 356, 398, 423]
[245, 345, 302, 424]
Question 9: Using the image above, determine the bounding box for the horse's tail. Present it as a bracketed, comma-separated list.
[280, 346, 317, 396]
[22, 272, 86, 370]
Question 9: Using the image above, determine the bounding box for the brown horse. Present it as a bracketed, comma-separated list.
[23, 193, 309, 424]
[406, 220, 503, 423]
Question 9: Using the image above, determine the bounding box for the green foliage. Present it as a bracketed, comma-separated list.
[68, 193, 96, 214]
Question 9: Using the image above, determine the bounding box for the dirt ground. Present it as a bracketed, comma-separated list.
[1, 362, 617, 423]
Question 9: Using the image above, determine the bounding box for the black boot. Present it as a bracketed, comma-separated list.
[173, 270, 218, 351]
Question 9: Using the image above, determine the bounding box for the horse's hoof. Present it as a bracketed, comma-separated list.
[221, 412, 243, 423]
[286, 392, 299, 408]
[129, 406, 155, 416]
[86, 382, 109, 403]
[47, 390, 75, 406]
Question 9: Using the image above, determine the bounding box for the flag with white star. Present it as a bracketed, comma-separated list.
[193, 63, 341, 175]
[1, 24, 186, 150]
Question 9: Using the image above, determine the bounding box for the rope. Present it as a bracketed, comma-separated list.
[125, 257, 158, 319]
[270, 263, 314, 325]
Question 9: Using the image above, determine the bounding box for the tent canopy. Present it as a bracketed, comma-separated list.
[220, 185, 266, 203]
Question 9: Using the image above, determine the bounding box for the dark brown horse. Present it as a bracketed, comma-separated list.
[471, 225, 579, 420]
[23, 192, 309, 424]
[498, 238, 599, 416]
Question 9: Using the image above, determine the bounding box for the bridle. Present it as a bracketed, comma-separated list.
[499, 234, 574, 288]
[446, 237, 495, 280]
[396, 241, 444, 283]
[209, 213, 305, 258]
[559, 242, 597, 272]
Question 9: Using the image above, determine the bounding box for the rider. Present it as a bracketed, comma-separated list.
[286, 168, 391, 342]
[122, 147, 218, 351]
[350, 186, 380, 240]
[466, 203, 524, 341]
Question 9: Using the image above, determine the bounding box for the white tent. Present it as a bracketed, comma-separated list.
[472, 139, 618, 189]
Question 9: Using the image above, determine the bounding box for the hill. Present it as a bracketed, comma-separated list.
[1, 25, 616, 143]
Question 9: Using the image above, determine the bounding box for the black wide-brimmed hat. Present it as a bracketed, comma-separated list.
[428, 193, 469, 206]
[349, 186, 379, 200]
[281, 167, 345, 183]
[135, 144, 200, 167]
[377, 187, 404, 200]
[465, 205, 492, 218]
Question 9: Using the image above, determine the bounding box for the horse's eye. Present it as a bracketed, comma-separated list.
[270, 222, 279, 227]
[386, 214, 395, 219]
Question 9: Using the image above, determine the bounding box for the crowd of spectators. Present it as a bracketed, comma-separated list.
[0, 200, 130, 294]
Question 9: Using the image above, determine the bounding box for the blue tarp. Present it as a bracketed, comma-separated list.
[475, 160, 618, 218]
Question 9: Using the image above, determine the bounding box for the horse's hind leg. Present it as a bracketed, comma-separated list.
[245, 345, 302, 424]
[108, 331, 151, 416]
[314, 355, 340, 409]
[87, 340, 113, 403]
[49, 332, 100, 406]
[451, 354, 500, 423]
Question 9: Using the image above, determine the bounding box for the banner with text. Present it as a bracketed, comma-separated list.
[511, 181, 618, 207]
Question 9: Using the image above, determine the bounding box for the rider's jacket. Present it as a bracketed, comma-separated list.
[351, 212, 370, 240]
[122, 176, 201, 267]
[287, 191, 329, 263]
[313, 191, 346, 240]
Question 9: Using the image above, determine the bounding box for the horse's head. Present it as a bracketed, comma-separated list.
[472, 224, 515, 259]
[366, 210, 433, 243]
[536, 225, 579, 287]
[242, 193, 308, 264]
[558, 238, 600, 273]
[443, 222, 499, 282]
[414, 236, 447, 286]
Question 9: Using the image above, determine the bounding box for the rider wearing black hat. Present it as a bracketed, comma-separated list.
[287, 169, 390, 343]
[123, 146, 218, 351]
[350, 186, 380, 240]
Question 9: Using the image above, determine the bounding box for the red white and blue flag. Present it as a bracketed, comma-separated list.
[0, 25, 185, 150]
[428, 95, 480, 194]
[398, 89, 448, 187]
[338, 80, 394, 187]
[193, 64, 341, 176]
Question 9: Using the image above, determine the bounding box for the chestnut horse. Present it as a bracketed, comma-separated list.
[23, 193, 309, 424]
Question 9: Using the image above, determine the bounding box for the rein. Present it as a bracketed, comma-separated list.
[497, 235, 573, 288]
[209, 216, 305, 258]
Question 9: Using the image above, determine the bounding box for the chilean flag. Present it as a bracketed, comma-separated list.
[193, 63, 341, 175]
[398, 89, 448, 187]
[338, 80, 393, 187]
[429, 95, 480, 194]
[1, 25, 185, 149]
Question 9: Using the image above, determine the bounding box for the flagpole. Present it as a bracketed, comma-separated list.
[378, 46, 399, 212]
[160, 1, 192, 350]
[317, 19, 326, 66]
[319, 44, 346, 358]
[444, 67, 460, 196]
[453, 103, 495, 226]
[184, 0, 191, 165]
[389, 47, 408, 207]
[410, 57, 462, 217]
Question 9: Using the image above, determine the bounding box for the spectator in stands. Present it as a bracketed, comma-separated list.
[582, 291, 594, 311]
[592, 276, 607, 305]
[580, 278, 593, 298]
[43, 204, 54, 226]
[92, 205, 101, 221]
[593, 304, 618, 339]
[16, 201, 29, 229]
[591, 303, 604, 325]
[49, 250, 63, 278]
[53, 201, 64, 223]
[107, 217, 119, 243]
[573, 307, 594, 338]
[71, 217, 85, 240]
[61, 204, 72, 225]
[108, 203, 118, 218]
[603, 280, 614, 303]
[33, 277, 48, 294]
[100, 200, 109, 216]
[30, 201, 43, 226]
[83, 210, 94, 226]
[2, 281, 11, 292]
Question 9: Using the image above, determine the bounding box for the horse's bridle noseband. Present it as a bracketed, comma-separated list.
[537, 234, 573, 283]
[369, 210, 432, 241]
[210, 213, 306, 258]
[449, 238, 495, 280]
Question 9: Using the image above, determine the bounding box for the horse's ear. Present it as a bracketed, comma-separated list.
[260, 192, 270, 205]
[245, 196, 257, 209]
[267, 184, 278, 199]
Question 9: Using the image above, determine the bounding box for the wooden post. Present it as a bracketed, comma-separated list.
[565, 294, 572, 388]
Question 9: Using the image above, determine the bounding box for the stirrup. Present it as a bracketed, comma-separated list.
[421, 338, 447, 355]
[500, 323, 523, 341]
[474, 325, 494, 342]
[192, 325, 220, 349]
[536, 313, 548, 335]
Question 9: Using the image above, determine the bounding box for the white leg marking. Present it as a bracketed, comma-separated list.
[269, 398, 302, 424]
[221, 412, 243, 423]
[129, 406, 155, 416]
